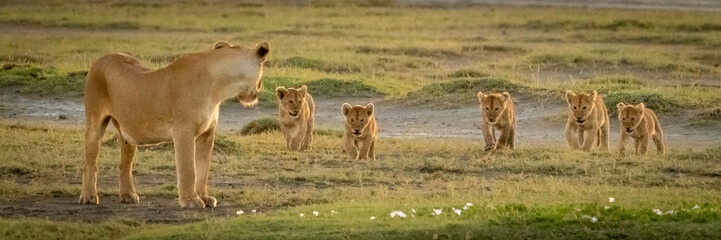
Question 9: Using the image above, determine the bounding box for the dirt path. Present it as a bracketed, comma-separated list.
[2, 88, 719, 149]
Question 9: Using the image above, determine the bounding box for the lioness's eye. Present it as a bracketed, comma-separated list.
[289, 100, 294, 104]
[360, 119, 364, 123]
[583, 107, 587, 110]
[622, 118, 625, 120]
[573, 106, 577, 109]
[631, 118, 635, 121]
[485, 107, 489, 111]
[495, 107, 499, 111]
[351, 119, 355, 122]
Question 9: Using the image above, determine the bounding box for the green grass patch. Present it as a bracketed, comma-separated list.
[604, 90, 678, 116]
[273, 56, 360, 74]
[240, 117, 280, 136]
[406, 77, 555, 109]
[0, 64, 85, 94]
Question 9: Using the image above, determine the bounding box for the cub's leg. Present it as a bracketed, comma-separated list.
[368, 137, 376, 161]
[116, 124, 139, 204]
[301, 116, 314, 150]
[508, 126, 515, 150]
[618, 131, 629, 155]
[496, 125, 512, 150]
[580, 127, 598, 152]
[600, 121, 610, 150]
[634, 138, 641, 154]
[565, 123, 580, 150]
[652, 133, 665, 154]
[195, 125, 217, 208]
[637, 136, 649, 155]
[79, 116, 110, 204]
[482, 122, 496, 151]
[288, 125, 307, 151]
[358, 138, 372, 160]
[345, 136, 358, 159]
[172, 129, 205, 208]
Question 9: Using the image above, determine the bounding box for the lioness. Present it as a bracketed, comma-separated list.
[276, 85, 315, 151]
[477, 92, 516, 150]
[565, 90, 610, 151]
[342, 103, 378, 160]
[80, 41, 269, 208]
[617, 102, 665, 155]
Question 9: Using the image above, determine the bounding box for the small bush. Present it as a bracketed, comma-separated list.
[305, 78, 379, 97]
[604, 90, 677, 116]
[240, 118, 280, 136]
[275, 56, 359, 74]
[406, 77, 540, 108]
[0, 64, 86, 93]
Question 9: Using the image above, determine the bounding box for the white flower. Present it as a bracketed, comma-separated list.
[466, 203, 473, 207]
[236, 210, 244, 215]
[604, 206, 610, 210]
[433, 208, 443, 215]
[490, 206, 496, 210]
[609, 197, 615, 203]
[463, 206, 468, 210]
[331, 210, 338, 214]
[454, 209, 462, 216]
[299, 213, 305, 217]
[590, 217, 598, 223]
[252, 209, 257, 213]
[693, 205, 700, 210]
[575, 208, 581, 212]
[652, 209, 663, 215]
[370, 216, 376, 220]
[581, 215, 591, 219]
[390, 211, 407, 218]
[411, 214, 415, 218]
[412, 209, 416, 214]
[313, 211, 319, 217]
[665, 210, 676, 215]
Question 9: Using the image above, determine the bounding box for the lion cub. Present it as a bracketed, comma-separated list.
[565, 90, 610, 151]
[617, 102, 665, 155]
[342, 103, 378, 160]
[276, 85, 315, 151]
[477, 92, 516, 150]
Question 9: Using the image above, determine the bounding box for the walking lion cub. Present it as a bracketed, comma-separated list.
[477, 92, 516, 150]
[276, 85, 315, 151]
[565, 90, 610, 151]
[342, 103, 378, 160]
[616, 102, 665, 155]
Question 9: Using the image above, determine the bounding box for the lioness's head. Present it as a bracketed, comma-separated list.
[212, 40, 270, 107]
[566, 90, 597, 124]
[477, 92, 511, 124]
[276, 85, 308, 118]
[617, 102, 645, 133]
[342, 103, 374, 137]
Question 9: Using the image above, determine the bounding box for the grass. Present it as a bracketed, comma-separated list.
[2, 121, 721, 238]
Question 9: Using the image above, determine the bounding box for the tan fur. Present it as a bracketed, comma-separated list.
[617, 102, 665, 155]
[477, 92, 516, 150]
[565, 90, 610, 151]
[276, 85, 315, 151]
[342, 103, 378, 160]
[80, 41, 269, 208]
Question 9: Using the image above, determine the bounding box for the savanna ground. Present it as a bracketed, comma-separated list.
[1, 0, 721, 239]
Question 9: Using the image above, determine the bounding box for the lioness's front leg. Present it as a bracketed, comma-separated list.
[195, 126, 217, 208]
[581, 126, 598, 152]
[565, 123, 579, 150]
[172, 130, 205, 208]
[481, 122, 496, 151]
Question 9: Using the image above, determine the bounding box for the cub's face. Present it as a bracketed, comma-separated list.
[213, 41, 270, 106]
[342, 103, 374, 137]
[276, 85, 307, 118]
[617, 103, 645, 133]
[566, 90, 597, 124]
[477, 92, 510, 124]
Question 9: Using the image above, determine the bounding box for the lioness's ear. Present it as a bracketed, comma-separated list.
[477, 92, 487, 103]
[501, 92, 511, 102]
[565, 90, 575, 104]
[636, 103, 645, 114]
[255, 41, 270, 62]
[299, 85, 308, 96]
[590, 90, 598, 101]
[616, 102, 626, 112]
[342, 103, 352, 117]
[214, 41, 231, 49]
[275, 86, 288, 100]
[365, 103, 374, 116]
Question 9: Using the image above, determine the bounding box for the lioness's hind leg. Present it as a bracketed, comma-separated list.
[116, 126, 139, 204]
[80, 116, 110, 204]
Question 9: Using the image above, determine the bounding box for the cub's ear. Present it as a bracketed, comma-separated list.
[616, 102, 626, 112]
[365, 103, 374, 116]
[590, 90, 598, 101]
[298, 85, 308, 96]
[501, 92, 511, 102]
[342, 103, 352, 117]
[636, 103, 645, 114]
[255, 41, 270, 62]
[275, 86, 288, 100]
[214, 41, 231, 49]
[477, 92, 487, 102]
[565, 90, 575, 104]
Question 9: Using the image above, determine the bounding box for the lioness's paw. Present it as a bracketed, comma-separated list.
[79, 194, 99, 204]
[484, 145, 496, 151]
[201, 196, 217, 208]
[120, 193, 140, 204]
[179, 197, 206, 208]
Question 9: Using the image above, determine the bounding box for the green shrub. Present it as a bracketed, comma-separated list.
[240, 117, 280, 136]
